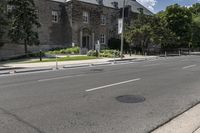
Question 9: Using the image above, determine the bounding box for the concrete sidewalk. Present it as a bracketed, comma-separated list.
[152, 103, 200, 133]
[1, 55, 157, 69]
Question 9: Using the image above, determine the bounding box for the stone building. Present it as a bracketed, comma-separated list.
[0, 0, 152, 59]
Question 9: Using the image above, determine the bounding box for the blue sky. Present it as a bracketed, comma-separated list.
[137, 0, 200, 13]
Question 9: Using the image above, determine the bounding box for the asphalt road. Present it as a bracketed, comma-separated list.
[0, 55, 200, 133]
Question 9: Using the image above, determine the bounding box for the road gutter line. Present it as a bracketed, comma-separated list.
[85, 78, 141, 92]
[38, 74, 84, 82]
[182, 64, 197, 69]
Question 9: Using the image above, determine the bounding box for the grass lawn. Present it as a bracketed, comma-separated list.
[29, 56, 97, 63]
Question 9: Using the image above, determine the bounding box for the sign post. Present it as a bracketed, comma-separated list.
[119, 0, 126, 59]
[95, 40, 100, 58]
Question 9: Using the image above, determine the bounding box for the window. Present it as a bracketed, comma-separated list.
[101, 15, 106, 25]
[52, 11, 59, 23]
[7, 5, 14, 12]
[100, 34, 106, 44]
[83, 11, 89, 23]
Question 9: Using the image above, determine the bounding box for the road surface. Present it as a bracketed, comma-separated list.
[0, 55, 200, 133]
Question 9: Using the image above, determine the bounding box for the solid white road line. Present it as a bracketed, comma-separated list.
[85, 78, 141, 92]
[182, 64, 197, 69]
[38, 74, 83, 82]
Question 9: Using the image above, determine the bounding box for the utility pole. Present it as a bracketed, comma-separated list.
[120, 0, 126, 59]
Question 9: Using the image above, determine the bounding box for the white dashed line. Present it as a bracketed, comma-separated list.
[182, 64, 197, 69]
[85, 78, 141, 92]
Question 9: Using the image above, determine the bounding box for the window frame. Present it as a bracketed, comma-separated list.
[52, 10, 59, 23]
[7, 5, 14, 12]
[101, 15, 106, 25]
[83, 11, 89, 24]
[100, 34, 106, 44]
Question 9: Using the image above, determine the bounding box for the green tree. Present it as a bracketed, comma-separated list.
[153, 12, 178, 50]
[8, 0, 40, 54]
[124, 11, 154, 54]
[189, 3, 200, 15]
[0, 0, 7, 46]
[191, 15, 200, 48]
[164, 4, 193, 48]
[190, 3, 200, 48]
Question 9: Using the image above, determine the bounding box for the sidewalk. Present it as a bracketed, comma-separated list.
[152, 103, 200, 133]
[1, 55, 157, 69]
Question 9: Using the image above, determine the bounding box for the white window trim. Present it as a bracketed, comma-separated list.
[52, 11, 59, 23]
[7, 5, 14, 12]
[83, 11, 89, 24]
[100, 34, 106, 44]
[101, 15, 106, 25]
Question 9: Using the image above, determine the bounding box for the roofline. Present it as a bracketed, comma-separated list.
[47, 0, 154, 15]
[135, 1, 154, 14]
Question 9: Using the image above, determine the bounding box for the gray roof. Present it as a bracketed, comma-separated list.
[77, 0, 153, 15]
[54, 0, 153, 15]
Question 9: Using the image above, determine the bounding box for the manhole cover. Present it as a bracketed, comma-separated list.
[116, 95, 145, 103]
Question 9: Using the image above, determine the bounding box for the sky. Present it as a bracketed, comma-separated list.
[137, 0, 200, 13]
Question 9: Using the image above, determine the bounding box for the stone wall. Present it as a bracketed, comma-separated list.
[0, 0, 140, 59]
[72, 0, 120, 49]
[0, 0, 73, 60]
[35, 0, 72, 46]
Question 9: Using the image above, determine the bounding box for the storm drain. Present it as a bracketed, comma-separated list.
[116, 95, 145, 103]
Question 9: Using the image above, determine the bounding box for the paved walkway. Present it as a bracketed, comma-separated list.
[1, 55, 157, 69]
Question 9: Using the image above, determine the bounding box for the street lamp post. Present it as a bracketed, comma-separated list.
[120, 0, 126, 59]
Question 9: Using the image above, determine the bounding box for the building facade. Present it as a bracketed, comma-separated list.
[0, 0, 152, 59]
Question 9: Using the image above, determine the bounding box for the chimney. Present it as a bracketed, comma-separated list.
[96, 0, 103, 5]
[111, 2, 118, 8]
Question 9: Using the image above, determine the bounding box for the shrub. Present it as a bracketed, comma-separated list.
[66, 47, 80, 54]
[28, 52, 45, 57]
[87, 50, 97, 56]
[87, 49, 120, 58]
[45, 47, 80, 55]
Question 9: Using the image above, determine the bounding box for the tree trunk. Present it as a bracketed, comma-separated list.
[24, 40, 28, 56]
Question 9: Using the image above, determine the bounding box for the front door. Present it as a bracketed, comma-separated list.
[82, 36, 90, 49]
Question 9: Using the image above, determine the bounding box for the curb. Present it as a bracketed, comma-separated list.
[0, 67, 25, 71]
[63, 64, 90, 68]
[151, 101, 200, 133]
[194, 127, 200, 133]
[15, 67, 53, 73]
[108, 58, 136, 62]
[0, 71, 10, 75]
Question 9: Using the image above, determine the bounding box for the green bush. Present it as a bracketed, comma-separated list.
[29, 52, 45, 57]
[87, 50, 97, 56]
[66, 47, 80, 54]
[87, 50, 120, 58]
[46, 50, 61, 55]
[45, 47, 80, 55]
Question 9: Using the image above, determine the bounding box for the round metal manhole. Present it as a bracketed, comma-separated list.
[116, 95, 145, 103]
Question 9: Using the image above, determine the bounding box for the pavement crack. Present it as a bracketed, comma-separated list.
[0, 107, 46, 133]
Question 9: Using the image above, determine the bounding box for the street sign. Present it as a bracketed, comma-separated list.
[118, 18, 123, 34]
[95, 40, 100, 52]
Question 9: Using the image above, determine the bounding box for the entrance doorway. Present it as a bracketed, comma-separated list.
[82, 36, 90, 49]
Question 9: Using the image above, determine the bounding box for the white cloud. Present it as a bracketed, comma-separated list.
[137, 0, 157, 11]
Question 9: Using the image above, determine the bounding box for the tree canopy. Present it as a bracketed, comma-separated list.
[125, 3, 199, 51]
[0, 0, 7, 46]
[8, 0, 40, 54]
